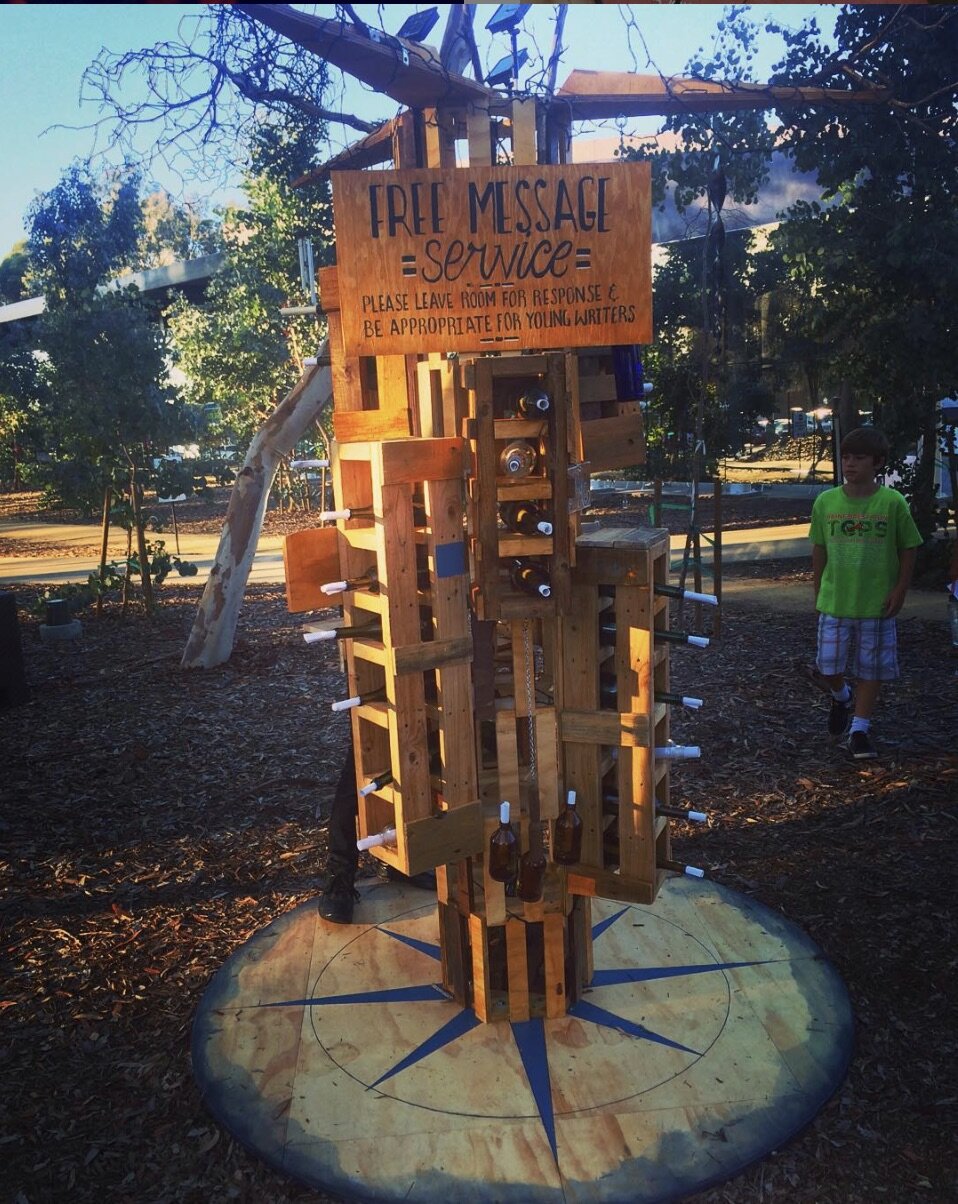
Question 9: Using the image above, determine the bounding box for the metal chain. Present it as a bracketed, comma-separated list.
[522, 620, 538, 801]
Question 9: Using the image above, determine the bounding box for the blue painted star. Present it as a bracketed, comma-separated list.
[259, 906, 776, 1163]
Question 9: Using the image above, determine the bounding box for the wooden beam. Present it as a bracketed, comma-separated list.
[555, 68, 890, 120]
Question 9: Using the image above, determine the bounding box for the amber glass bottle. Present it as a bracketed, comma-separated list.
[553, 790, 583, 865]
[488, 801, 519, 883]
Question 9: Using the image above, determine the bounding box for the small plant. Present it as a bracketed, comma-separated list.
[27, 543, 197, 620]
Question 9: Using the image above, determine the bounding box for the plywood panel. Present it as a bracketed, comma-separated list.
[283, 526, 342, 613]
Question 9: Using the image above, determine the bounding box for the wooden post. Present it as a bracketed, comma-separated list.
[713, 476, 723, 638]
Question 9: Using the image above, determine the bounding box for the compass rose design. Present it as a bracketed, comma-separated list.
[257, 902, 773, 1161]
[194, 879, 853, 1203]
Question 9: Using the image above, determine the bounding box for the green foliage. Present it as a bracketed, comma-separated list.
[22, 165, 189, 511]
[0, 321, 46, 485]
[0, 240, 31, 303]
[138, 191, 221, 267]
[27, 539, 198, 619]
[764, 4, 958, 536]
[27, 164, 143, 302]
[644, 228, 774, 475]
[166, 116, 334, 448]
[621, 6, 776, 216]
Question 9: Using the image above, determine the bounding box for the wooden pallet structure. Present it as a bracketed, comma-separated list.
[282, 96, 697, 1024]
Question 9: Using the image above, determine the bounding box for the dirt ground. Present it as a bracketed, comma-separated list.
[1, 481, 956, 1204]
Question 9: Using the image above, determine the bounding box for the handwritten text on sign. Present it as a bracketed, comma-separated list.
[331, 162, 651, 356]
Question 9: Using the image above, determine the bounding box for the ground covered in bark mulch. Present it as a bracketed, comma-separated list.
[2, 574, 955, 1204]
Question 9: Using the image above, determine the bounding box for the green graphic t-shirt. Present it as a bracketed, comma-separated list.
[809, 485, 922, 618]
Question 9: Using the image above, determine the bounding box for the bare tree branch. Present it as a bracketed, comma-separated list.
[78, 7, 386, 186]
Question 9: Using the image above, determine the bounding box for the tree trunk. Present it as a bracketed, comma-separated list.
[96, 484, 112, 619]
[130, 472, 154, 616]
[440, 5, 480, 77]
[181, 347, 333, 670]
[835, 377, 858, 441]
[912, 401, 939, 540]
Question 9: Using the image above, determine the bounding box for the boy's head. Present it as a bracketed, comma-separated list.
[840, 426, 889, 471]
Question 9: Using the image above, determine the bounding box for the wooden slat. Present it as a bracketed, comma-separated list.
[403, 804, 483, 875]
[333, 408, 411, 443]
[560, 710, 651, 746]
[494, 709, 521, 813]
[567, 867, 655, 906]
[391, 635, 472, 676]
[381, 437, 463, 485]
[581, 412, 647, 472]
[535, 709, 560, 821]
[415, 360, 442, 437]
[468, 912, 492, 1023]
[426, 472, 477, 808]
[480, 816, 507, 927]
[376, 355, 411, 423]
[438, 901, 469, 1007]
[423, 106, 457, 168]
[543, 912, 567, 1018]
[466, 103, 494, 167]
[511, 97, 538, 165]
[506, 919, 531, 1022]
[567, 894, 592, 995]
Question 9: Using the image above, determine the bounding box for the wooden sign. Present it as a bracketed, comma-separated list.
[331, 162, 651, 356]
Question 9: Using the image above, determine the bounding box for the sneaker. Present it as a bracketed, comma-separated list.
[317, 870, 360, 924]
[827, 694, 853, 737]
[847, 730, 877, 760]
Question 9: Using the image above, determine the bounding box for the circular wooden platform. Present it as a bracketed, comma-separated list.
[193, 878, 852, 1202]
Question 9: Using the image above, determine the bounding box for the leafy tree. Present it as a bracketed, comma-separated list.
[165, 115, 334, 457]
[0, 322, 45, 488]
[27, 164, 191, 610]
[645, 228, 778, 478]
[0, 240, 31, 303]
[766, 4, 958, 536]
[139, 190, 221, 268]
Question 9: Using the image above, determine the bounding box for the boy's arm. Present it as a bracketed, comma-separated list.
[811, 543, 827, 607]
[883, 546, 917, 617]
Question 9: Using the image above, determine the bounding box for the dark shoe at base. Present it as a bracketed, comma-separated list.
[317, 871, 360, 924]
[847, 730, 877, 760]
[387, 865, 438, 892]
[827, 694, 853, 737]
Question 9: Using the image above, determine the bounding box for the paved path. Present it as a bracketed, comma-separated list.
[0, 518, 946, 622]
[0, 517, 810, 588]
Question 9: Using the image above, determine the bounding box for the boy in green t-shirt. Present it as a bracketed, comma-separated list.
[808, 426, 923, 759]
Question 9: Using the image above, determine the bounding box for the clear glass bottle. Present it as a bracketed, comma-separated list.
[498, 440, 538, 478]
[357, 825, 397, 851]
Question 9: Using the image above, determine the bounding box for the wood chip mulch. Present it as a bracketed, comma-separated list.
[1, 582, 955, 1204]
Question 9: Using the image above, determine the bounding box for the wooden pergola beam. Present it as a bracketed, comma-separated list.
[553, 68, 890, 120]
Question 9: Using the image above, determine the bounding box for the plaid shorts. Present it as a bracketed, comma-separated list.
[816, 613, 899, 682]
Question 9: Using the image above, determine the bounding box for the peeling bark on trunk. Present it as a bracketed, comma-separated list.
[181, 344, 333, 670]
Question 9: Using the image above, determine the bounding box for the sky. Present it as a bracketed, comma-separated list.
[0, 3, 839, 260]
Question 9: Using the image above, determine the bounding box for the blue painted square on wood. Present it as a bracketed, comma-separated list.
[435, 541, 467, 579]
